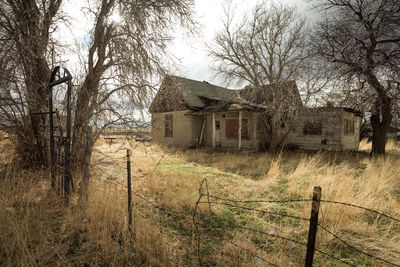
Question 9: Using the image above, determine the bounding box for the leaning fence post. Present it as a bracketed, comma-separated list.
[127, 149, 132, 231]
[305, 186, 322, 267]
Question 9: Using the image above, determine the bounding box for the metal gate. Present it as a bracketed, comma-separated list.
[48, 66, 73, 198]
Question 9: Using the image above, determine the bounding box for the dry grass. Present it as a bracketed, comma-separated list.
[359, 138, 400, 153]
[150, 144, 400, 266]
[0, 167, 184, 266]
[1, 136, 400, 266]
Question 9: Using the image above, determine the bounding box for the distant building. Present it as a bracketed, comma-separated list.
[149, 75, 362, 151]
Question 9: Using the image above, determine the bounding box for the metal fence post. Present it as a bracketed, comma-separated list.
[63, 77, 72, 200]
[127, 149, 132, 231]
[305, 186, 322, 267]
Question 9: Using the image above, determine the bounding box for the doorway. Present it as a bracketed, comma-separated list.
[215, 120, 221, 147]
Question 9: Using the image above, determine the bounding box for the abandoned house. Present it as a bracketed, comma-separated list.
[149, 75, 362, 151]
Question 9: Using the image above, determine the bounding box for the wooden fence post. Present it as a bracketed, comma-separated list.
[305, 186, 322, 267]
[127, 149, 132, 231]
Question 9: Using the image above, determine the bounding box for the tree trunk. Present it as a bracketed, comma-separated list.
[72, 86, 93, 167]
[72, 76, 100, 166]
[28, 78, 50, 165]
[18, 58, 50, 167]
[79, 126, 93, 209]
[370, 99, 392, 155]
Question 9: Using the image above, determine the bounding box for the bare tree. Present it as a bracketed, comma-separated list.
[209, 2, 309, 149]
[71, 0, 195, 164]
[210, 2, 309, 86]
[311, 0, 400, 154]
[0, 0, 64, 166]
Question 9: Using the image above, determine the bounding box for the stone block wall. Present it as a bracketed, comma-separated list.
[286, 108, 361, 151]
[151, 108, 361, 151]
[342, 111, 361, 150]
[286, 108, 342, 150]
[151, 110, 203, 147]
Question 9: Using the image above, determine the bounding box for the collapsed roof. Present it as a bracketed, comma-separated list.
[150, 75, 362, 116]
[149, 75, 303, 113]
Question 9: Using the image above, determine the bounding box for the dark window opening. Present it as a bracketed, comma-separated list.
[242, 119, 249, 139]
[303, 120, 322, 135]
[344, 119, 354, 135]
[165, 114, 173, 137]
[215, 120, 220, 130]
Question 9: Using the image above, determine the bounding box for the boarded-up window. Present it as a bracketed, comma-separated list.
[303, 120, 322, 135]
[344, 119, 354, 135]
[226, 119, 238, 139]
[242, 119, 249, 139]
[226, 118, 249, 139]
[165, 114, 173, 137]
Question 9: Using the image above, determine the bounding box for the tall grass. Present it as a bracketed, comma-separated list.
[162, 146, 400, 265]
[1, 137, 400, 266]
[0, 166, 183, 266]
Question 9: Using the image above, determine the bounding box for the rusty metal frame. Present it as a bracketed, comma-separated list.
[48, 66, 73, 198]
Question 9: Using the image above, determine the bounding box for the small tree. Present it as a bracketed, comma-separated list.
[311, 0, 400, 154]
[0, 0, 63, 166]
[209, 2, 309, 148]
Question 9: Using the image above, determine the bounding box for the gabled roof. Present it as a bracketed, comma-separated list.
[150, 75, 303, 113]
[168, 76, 238, 108]
[240, 80, 303, 107]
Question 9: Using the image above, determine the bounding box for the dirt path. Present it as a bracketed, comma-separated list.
[91, 139, 164, 183]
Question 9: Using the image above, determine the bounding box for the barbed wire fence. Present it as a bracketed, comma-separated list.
[57, 131, 400, 267]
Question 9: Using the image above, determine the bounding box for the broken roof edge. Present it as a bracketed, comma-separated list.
[186, 101, 266, 115]
[304, 106, 363, 117]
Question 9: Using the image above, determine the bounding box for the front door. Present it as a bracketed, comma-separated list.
[215, 120, 221, 147]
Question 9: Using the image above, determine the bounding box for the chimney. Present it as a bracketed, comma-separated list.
[326, 101, 334, 108]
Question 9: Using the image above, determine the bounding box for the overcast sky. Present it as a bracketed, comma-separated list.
[62, 0, 315, 88]
[166, 0, 313, 87]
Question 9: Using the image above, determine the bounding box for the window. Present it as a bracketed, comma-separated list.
[165, 114, 173, 137]
[303, 120, 322, 135]
[344, 119, 354, 135]
[241, 119, 249, 139]
[225, 118, 249, 139]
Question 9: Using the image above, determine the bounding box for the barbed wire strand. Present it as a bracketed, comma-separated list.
[130, 192, 280, 267]
[226, 239, 280, 267]
[77, 168, 395, 267]
[197, 201, 311, 222]
[202, 195, 400, 224]
[317, 224, 400, 267]
[204, 193, 313, 204]
[193, 178, 206, 266]
[319, 200, 400, 223]
[229, 225, 356, 266]
[46, 136, 400, 266]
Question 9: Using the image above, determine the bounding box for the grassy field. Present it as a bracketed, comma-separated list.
[1, 135, 400, 266]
